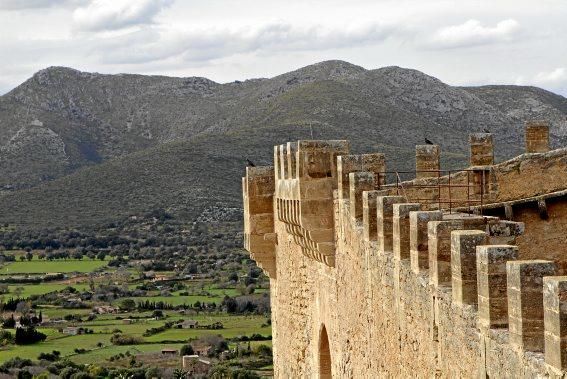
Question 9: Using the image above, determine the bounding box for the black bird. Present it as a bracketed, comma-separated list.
[246, 159, 256, 167]
[483, 128, 490, 133]
[424, 138, 434, 145]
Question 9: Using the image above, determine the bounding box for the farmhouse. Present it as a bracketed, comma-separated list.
[180, 320, 198, 329]
[161, 348, 178, 355]
[62, 327, 79, 336]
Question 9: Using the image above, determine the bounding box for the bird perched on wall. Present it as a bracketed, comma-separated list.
[424, 138, 434, 145]
[483, 128, 490, 133]
[246, 159, 256, 167]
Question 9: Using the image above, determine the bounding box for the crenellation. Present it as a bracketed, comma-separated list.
[409, 210, 443, 273]
[415, 144, 440, 178]
[393, 203, 421, 261]
[525, 120, 550, 153]
[451, 229, 488, 305]
[377, 195, 406, 252]
[477, 245, 519, 330]
[287, 141, 298, 179]
[242, 166, 276, 277]
[428, 216, 486, 289]
[362, 190, 380, 241]
[349, 171, 378, 222]
[279, 144, 287, 179]
[544, 276, 567, 371]
[242, 132, 567, 378]
[507, 260, 557, 352]
[470, 132, 494, 166]
[337, 153, 385, 200]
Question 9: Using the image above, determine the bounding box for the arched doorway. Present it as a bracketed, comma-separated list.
[319, 325, 332, 378]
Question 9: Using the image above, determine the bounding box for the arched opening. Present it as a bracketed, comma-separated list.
[319, 325, 332, 379]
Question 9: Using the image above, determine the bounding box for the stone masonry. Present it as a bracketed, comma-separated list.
[243, 121, 567, 378]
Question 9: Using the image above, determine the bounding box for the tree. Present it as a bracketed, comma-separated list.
[15, 326, 47, 345]
[246, 284, 255, 295]
[151, 310, 164, 319]
[228, 272, 239, 282]
[2, 314, 16, 328]
[172, 369, 188, 379]
[38, 350, 60, 361]
[119, 299, 136, 312]
[222, 296, 238, 313]
[180, 344, 194, 356]
[0, 330, 14, 345]
[16, 370, 32, 379]
[255, 344, 272, 357]
[15, 300, 29, 313]
[230, 369, 260, 379]
[25, 251, 33, 261]
[145, 367, 160, 379]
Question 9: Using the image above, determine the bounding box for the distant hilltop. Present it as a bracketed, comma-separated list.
[0, 60, 566, 229]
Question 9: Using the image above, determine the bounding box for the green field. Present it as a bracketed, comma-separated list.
[0, 313, 270, 362]
[4, 283, 90, 298]
[0, 259, 108, 274]
[70, 343, 186, 364]
[143, 315, 271, 342]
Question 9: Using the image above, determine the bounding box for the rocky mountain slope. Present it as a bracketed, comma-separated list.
[0, 60, 565, 229]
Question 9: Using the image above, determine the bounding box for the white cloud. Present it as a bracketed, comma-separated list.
[534, 67, 567, 85]
[72, 0, 173, 31]
[430, 19, 520, 49]
[514, 68, 567, 95]
[0, 0, 85, 9]
[93, 21, 399, 65]
[0, 0, 566, 97]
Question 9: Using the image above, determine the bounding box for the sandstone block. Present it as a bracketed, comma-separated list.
[363, 191, 380, 241]
[451, 230, 488, 305]
[409, 210, 443, 273]
[507, 260, 557, 352]
[393, 203, 420, 260]
[376, 195, 405, 252]
[477, 245, 518, 329]
[349, 172, 377, 222]
[544, 276, 567, 371]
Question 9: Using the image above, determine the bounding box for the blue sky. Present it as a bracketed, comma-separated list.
[0, 0, 566, 96]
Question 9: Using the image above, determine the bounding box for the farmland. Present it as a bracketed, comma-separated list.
[0, 313, 271, 361]
[0, 216, 273, 377]
[0, 259, 108, 275]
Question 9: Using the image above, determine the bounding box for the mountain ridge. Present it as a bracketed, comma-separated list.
[0, 60, 566, 229]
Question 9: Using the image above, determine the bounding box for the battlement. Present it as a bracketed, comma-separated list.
[242, 121, 567, 378]
[242, 166, 276, 278]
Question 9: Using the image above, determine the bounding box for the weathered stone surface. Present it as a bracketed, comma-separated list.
[415, 144, 440, 178]
[470, 133, 494, 166]
[477, 245, 519, 330]
[525, 120, 550, 153]
[363, 190, 380, 241]
[243, 138, 567, 379]
[377, 195, 405, 252]
[507, 260, 557, 352]
[393, 203, 420, 261]
[451, 229, 488, 305]
[544, 276, 567, 371]
[410, 210, 443, 273]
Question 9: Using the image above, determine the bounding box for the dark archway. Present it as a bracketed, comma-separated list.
[319, 325, 332, 378]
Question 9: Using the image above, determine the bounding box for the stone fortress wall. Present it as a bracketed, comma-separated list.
[242, 120, 567, 378]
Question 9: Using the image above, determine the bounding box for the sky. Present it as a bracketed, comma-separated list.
[0, 0, 566, 96]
